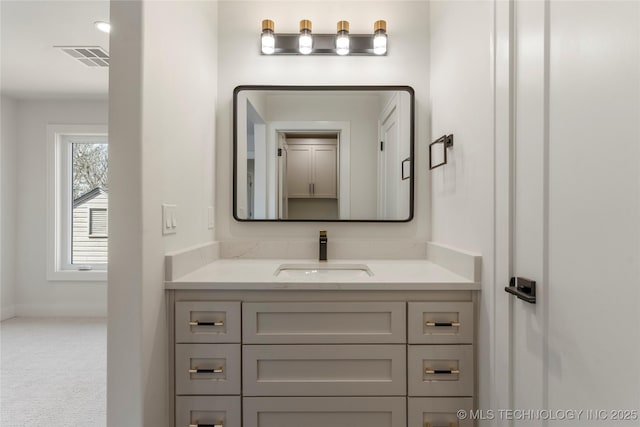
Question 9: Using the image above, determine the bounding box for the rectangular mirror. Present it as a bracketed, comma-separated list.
[233, 85, 414, 222]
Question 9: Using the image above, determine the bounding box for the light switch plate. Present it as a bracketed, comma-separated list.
[162, 204, 177, 235]
[207, 206, 215, 229]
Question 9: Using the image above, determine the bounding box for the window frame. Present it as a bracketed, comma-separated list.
[47, 124, 108, 281]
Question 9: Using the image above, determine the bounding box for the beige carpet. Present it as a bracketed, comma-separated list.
[0, 317, 106, 427]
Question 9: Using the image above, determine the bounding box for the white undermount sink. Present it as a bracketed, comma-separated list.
[274, 263, 373, 279]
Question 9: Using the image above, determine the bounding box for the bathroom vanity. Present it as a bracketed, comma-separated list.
[166, 246, 481, 427]
[165, 84, 481, 427]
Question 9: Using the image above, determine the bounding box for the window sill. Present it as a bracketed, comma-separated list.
[47, 270, 107, 282]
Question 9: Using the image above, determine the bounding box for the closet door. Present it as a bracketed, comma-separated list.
[286, 146, 312, 197]
[311, 145, 337, 198]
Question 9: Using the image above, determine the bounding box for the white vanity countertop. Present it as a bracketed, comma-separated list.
[165, 258, 480, 291]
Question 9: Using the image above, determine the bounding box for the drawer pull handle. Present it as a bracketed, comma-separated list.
[189, 321, 224, 326]
[189, 424, 223, 427]
[425, 423, 456, 427]
[425, 321, 460, 327]
[189, 368, 224, 374]
[425, 369, 460, 375]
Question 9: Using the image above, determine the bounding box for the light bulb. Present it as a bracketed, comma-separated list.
[261, 19, 275, 55]
[336, 21, 350, 56]
[299, 20, 313, 55]
[336, 35, 350, 55]
[373, 20, 387, 55]
[262, 33, 275, 54]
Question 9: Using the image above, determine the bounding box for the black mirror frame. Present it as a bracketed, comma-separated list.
[233, 85, 415, 223]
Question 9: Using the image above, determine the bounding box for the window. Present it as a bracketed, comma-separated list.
[47, 125, 108, 281]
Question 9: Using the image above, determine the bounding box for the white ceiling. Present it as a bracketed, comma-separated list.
[1, 0, 110, 99]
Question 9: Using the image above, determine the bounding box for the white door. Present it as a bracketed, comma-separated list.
[499, 2, 640, 425]
[311, 145, 337, 198]
[286, 145, 312, 198]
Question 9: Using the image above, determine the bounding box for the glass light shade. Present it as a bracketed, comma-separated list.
[261, 31, 275, 54]
[299, 33, 313, 55]
[373, 32, 387, 55]
[336, 33, 350, 55]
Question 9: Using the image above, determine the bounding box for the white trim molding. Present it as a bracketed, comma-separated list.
[267, 120, 351, 219]
[46, 124, 108, 282]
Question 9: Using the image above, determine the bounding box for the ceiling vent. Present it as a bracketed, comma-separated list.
[57, 46, 109, 67]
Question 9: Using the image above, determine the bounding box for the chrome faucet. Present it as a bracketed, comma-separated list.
[319, 230, 328, 261]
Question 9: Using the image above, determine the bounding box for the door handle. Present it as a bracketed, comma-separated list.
[505, 276, 537, 304]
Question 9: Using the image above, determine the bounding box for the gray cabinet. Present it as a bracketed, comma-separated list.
[169, 293, 477, 427]
[408, 398, 474, 427]
[176, 301, 241, 344]
[406, 303, 475, 426]
[176, 396, 240, 427]
[243, 397, 406, 427]
[408, 345, 474, 397]
[243, 344, 406, 396]
[175, 344, 241, 395]
[243, 301, 406, 344]
[408, 302, 473, 344]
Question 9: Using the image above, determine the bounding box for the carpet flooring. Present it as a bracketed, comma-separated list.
[0, 317, 106, 427]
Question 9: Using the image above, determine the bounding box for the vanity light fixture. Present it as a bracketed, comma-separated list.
[299, 19, 313, 55]
[336, 21, 350, 55]
[261, 19, 275, 54]
[259, 19, 388, 56]
[373, 20, 387, 55]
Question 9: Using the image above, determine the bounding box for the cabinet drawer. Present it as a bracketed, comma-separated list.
[243, 397, 406, 427]
[408, 302, 473, 344]
[176, 301, 240, 343]
[408, 398, 474, 427]
[243, 302, 406, 344]
[176, 396, 240, 427]
[175, 344, 240, 395]
[243, 344, 406, 396]
[408, 345, 474, 397]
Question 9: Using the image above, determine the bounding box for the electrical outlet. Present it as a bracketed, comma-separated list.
[162, 204, 177, 235]
[207, 206, 215, 229]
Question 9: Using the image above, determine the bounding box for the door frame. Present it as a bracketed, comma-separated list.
[268, 121, 350, 219]
[492, 0, 516, 423]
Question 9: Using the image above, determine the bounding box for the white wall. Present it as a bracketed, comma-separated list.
[217, 0, 430, 240]
[1, 95, 18, 320]
[428, 0, 495, 419]
[108, 1, 218, 426]
[13, 99, 108, 316]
